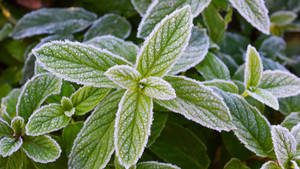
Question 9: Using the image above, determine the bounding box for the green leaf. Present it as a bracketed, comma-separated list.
[140, 77, 176, 100]
[17, 73, 62, 122]
[281, 112, 300, 130]
[71, 86, 110, 115]
[115, 90, 153, 168]
[61, 97, 73, 112]
[131, 0, 153, 16]
[9, 8, 97, 39]
[216, 90, 273, 157]
[224, 158, 250, 169]
[22, 135, 61, 163]
[136, 161, 180, 169]
[105, 65, 142, 90]
[155, 76, 233, 131]
[46, 81, 75, 104]
[1, 88, 21, 121]
[85, 35, 138, 64]
[203, 80, 239, 93]
[26, 104, 71, 136]
[168, 27, 209, 75]
[3, 150, 27, 169]
[33, 41, 129, 88]
[195, 53, 230, 80]
[260, 161, 281, 169]
[247, 88, 279, 110]
[11, 116, 25, 136]
[259, 36, 286, 59]
[0, 23, 12, 41]
[244, 45, 263, 89]
[84, 14, 131, 40]
[0, 137, 22, 157]
[147, 112, 168, 147]
[136, 6, 192, 77]
[0, 120, 13, 139]
[271, 11, 297, 25]
[137, 0, 211, 38]
[69, 90, 124, 169]
[291, 124, 300, 153]
[258, 70, 300, 98]
[62, 122, 83, 156]
[228, 0, 270, 34]
[271, 125, 297, 169]
[279, 94, 300, 115]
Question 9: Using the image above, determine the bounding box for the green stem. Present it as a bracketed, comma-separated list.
[241, 91, 249, 98]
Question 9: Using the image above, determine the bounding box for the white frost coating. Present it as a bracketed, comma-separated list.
[0, 137, 23, 157]
[1, 88, 21, 117]
[202, 79, 239, 93]
[131, 0, 153, 16]
[291, 123, 300, 146]
[271, 125, 297, 169]
[292, 160, 300, 169]
[260, 161, 279, 169]
[10, 116, 24, 129]
[137, 161, 180, 169]
[229, 0, 270, 34]
[270, 10, 297, 25]
[247, 88, 279, 110]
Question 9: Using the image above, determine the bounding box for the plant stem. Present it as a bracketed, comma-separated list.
[241, 91, 249, 98]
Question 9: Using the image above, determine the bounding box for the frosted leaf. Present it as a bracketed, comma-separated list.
[203, 80, 239, 93]
[105, 65, 142, 90]
[131, 0, 153, 16]
[137, 0, 211, 38]
[85, 35, 138, 64]
[271, 125, 297, 169]
[195, 52, 230, 80]
[71, 86, 110, 115]
[140, 77, 176, 100]
[228, 0, 270, 34]
[69, 90, 124, 169]
[0, 137, 22, 157]
[292, 161, 300, 169]
[247, 88, 279, 110]
[224, 158, 250, 169]
[258, 70, 300, 98]
[17, 73, 62, 122]
[168, 27, 209, 75]
[136, 6, 192, 78]
[33, 41, 129, 88]
[217, 89, 273, 157]
[155, 76, 233, 131]
[0, 23, 12, 41]
[22, 135, 61, 163]
[281, 112, 300, 130]
[0, 120, 13, 140]
[26, 104, 71, 136]
[9, 8, 97, 39]
[11, 116, 25, 136]
[84, 14, 131, 41]
[279, 94, 300, 115]
[1, 89, 21, 121]
[271, 11, 297, 26]
[260, 161, 281, 169]
[115, 90, 153, 168]
[259, 36, 286, 59]
[291, 123, 300, 153]
[34, 61, 48, 74]
[46, 81, 75, 104]
[136, 161, 180, 169]
[244, 45, 263, 89]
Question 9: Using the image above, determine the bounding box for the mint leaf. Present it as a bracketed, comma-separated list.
[136, 161, 180, 169]
[0, 137, 22, 157]
[9, 8, 97, 39]
[224, 158, 250, 169]
[11, 116, 25, 136]
[2, 150, 26, 169]
[131, 0, 152, 16]
[247, 88, 279, 110]
[46, 81, 75, 104]
[62, 122, 83, 156]
[140, 77, 176, 100]
[168, 27, 209, 75]
[203, 80, 239, 93]
[22, 135, 61, 163]
[115, 90, 153, 168]
[84, 14, 131, 40]
[105, 65, 142, 90]
[1, 89, 20, 121]
[271, 11, 297, 26]
[259, 70, 300, 98]
[136, 6, 192, 77]
[33, 41, 130, 88]
[228, 0, 270, 34]
[260, 161, 281, 169]
[291, 124, 300, 154]
[26, 104, 71, 136]
[279, 94, 300, 115]
[155, 76, 233, 131]
[17, 73, 62, 122]
[281, 112, 300, 130]
[147, 112, 168, 147]
[244, 45, 263, 89]
[0, 120, 13, 139]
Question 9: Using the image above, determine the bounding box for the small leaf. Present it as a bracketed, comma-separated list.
[0, 23, 12, 41]
[140, 77, 176, 100]
[260, 161, 281, 169]
[281, 112, 300, 130]
[203, 80, 239, 93]
[84, 14, 131, 40]
[244, 45, 263, 89]
[46, 81, 75, 104]
[271, 11, 297, 26]
[259, 36, 286, 59]
[17, 73, 62, 122]
[136, 6, 192, 77]
[131, 0, 153, 16]
[224, 158, 250, 169]
[0, 89, 21, 121]
[228, 0, 270, 34]
[105, 65, 142, 90]
[71, 86, 110, 115]
[26, 104, 71, 136]
[136, 161, 180, 169]
[62, 122, 83, 156]
[11, 116, 25, 136]
[0, 137, 22, 157]
[0, 120, 13, 139]
[271, 125, 297, 169]
[258, 70, 300, 98]
[22, 135, 61, 163]
[33, 41, 129, 88]
[115, 90, 153, 168]
[61, 97, 73, 112]
[247, 88, 279, 110]
[9, 8, 97, 39]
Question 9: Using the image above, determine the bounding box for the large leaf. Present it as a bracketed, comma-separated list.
[228, 0, 270, 34]
[137, 0, 211, 38]
[136, 161, 180, 169]
[291, 124, 300, 153]
[33, 41, 129, 88]
[71, 86, 110, 115]
[22, 135, 61, 163]
[147, 112, 168, 147]
[69, 90, 124, 169]
[0, 137, 22, 157]
[1, 150, 27, 169]
[17, 73, 62, 122]
[247, 88, 279, 110]
[136, 6, 192, 78]
[131, 0, 153, 16]
[62, 122, 83, 156]
[260, 161, 281, 169]
[84, 14, 131, 40]
[26, 104, 71, 136]
[155, 76, 233, 131]
[140, 77, 176, 100]
[115, 90, 153, 168]
[9, 8, 97, 39]
[258, 70, 300, 98]
[168, 27, 209, 75]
